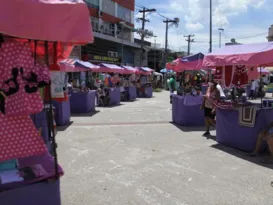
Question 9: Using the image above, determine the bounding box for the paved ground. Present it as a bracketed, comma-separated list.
[57, 91, 273, 205]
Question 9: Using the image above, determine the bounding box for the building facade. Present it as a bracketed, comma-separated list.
[82, 0, 142, 66]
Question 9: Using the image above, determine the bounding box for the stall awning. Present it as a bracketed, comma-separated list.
[166, 53, 204, 72]
[121, 66, 139, 74]
[203, 42, 273, 67]
[0, 0, 93, 43]
[93, 63, 125, 74]
[59, 59, 99, 72]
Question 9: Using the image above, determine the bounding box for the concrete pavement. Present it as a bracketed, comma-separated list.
[57, 91, 273, 205]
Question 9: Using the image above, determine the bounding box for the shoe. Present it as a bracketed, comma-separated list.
[203, 131, 210, 136]
[248, 152, 258, 156]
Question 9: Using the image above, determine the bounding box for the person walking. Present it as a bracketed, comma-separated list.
[249, 80, 256, 100]
[201, 80, 220, 136]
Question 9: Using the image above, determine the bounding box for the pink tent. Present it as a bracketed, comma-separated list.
[121, 66, 139, 74]
[59, 59, 99, 72]
[203, 42, 273, 67]
[0, 0, 93, 43]
[248, 67, 270, 80]
[92, 63, 125, 74]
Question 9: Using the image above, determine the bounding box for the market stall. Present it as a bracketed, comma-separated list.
[137, 67, 153, 98]
[203, 42, 273, 152]
[169, 53, 207, 126]
[0, 0, 93, 204]
[93, 64, 125, 106]
[121, 66, 138, 101]
[59, 59, 99, 114]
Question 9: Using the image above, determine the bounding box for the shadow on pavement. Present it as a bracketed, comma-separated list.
[170, 122, 216, 133]
[71, 110, 100, 117]
[57, 121, 74, 132]
[211, 143, 273, 170]
[97, 103, 125, 109]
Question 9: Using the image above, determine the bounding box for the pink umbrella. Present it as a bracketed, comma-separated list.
[0, 0, 93, 43]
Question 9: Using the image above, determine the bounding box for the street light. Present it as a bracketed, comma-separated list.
[218, 28, 224, 48]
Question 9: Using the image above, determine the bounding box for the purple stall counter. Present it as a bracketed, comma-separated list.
[127, 86, 137, 101]
[109, 88, 121, 106]
[0, 179, 61, 205]
[70, 90, 96, 113]
[52, 98, 71, 126]
[0, 151, 63, 205]
[145, 87, 153, 98]
[216, 107, 273, 152]
[172, 94, 204, 126]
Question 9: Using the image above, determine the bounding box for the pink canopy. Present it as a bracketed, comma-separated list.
[92, 63, 125, 74]
[0, 0, 93, 43]
[248, 67, 270, 80]
[121, 66, 139, 74]
[203, 42, 273, 67]
[59, 59, 99, 72]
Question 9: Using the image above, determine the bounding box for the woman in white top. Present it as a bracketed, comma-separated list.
[216, 82, 225, 100]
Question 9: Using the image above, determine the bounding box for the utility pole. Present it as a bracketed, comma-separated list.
[218, 28, 224, 48]
[209, 0, 212, 52]
[184, 34, 195, 55]
[138, 7, 156, 66]
[153, 36, 157, 70]
[163, 18, 179, 68]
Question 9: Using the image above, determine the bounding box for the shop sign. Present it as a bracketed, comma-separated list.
[89, 55, 121, 63]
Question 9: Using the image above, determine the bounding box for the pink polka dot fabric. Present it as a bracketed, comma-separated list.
[0, 41, 49, 161]
[0, 41, 50, 116]
[0, 114, 47, 162]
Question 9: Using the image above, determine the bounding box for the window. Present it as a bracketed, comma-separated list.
[84, 0, 99, 9]
[90, 17, 99, 32]
[117, 5, 131, 23]
[101, 0, 115, 16]
[101, 22, 115, 37]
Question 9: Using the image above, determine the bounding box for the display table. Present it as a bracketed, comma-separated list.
[52, 98, 71, 126]
[126, 86, 137, 101]
[145, 87, 153, 98]
[0, 152, 63, 205]
[216, 107, 273, 152]
[70, 90, 96, 113]
[172, 94, 204, 126]
[109, 87, 121, 106]
[0, 179, 61, 205]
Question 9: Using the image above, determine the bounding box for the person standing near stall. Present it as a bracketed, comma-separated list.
[201, 80, 220, 136]
[168, 75, 176, 104]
